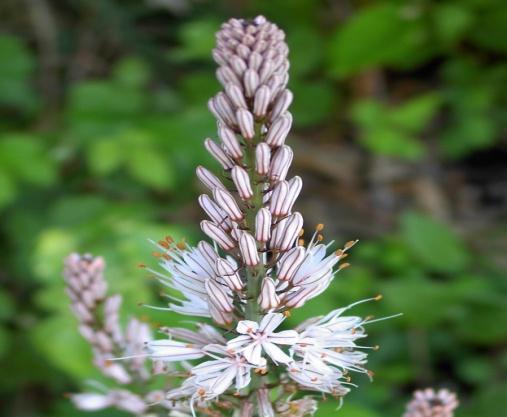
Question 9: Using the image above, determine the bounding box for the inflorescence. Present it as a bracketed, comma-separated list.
[64, 15, 459, 417]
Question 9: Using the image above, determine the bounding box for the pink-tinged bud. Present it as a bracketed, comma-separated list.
[239, 232, 259, 266]
[244, 69, 259, 98]
[269, 145, 293, 182]
[282, 285, 316, 309]
[236, 43, 250, 60]
[78, 324, 95, 342]
[212, 48, 228, 66]
[254, 85, 272, 118]
[231, 166, 254, 200]
[197, 241, 219, 270]
[200, 221, 236, 250]
[270, 212, 303, 251]
[257, 388, 275, 417]
[248, 51, 263, 71]
[269, 181, 289, 216]
[196, 166, 226, 192]
[204, 138, 234, 170]
[277, 246, 305, 281]
[270, 90, 293, 122]
[214, 93, 236, 126]
[213, 188, 244, 222]
[240, 400, 254, 417]
[258, 277, 280, 310]
[218, 124, 243, 160]
[267, 74, 284, 98]
[230, 55, 247, 76]
[95, 331, 113, 351]
[236, 109, 255, 140]
[255, 208, 272, 243]
[72, 302, 93, 322]
[198, 194, 232, 230]
[280, 176, 302, 215]
[256, 142, 271, 176]
[209, 303, 233, 326]
[205, 279, 234, 313]
[215, 258, 244, 291]
[265, 113, 292, 147]
[225, 83, 247, 109]
[259, 60, 276, 84]
[71, 393, 113, 411]
[216, 66, 240, 88]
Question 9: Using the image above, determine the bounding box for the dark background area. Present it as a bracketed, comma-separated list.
[0, 0, 506, 416]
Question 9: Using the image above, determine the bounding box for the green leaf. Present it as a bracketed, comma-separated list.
[126, 147, 174, 190]
[87, 138, 124, 175]
[0, 170, 17, 208]
[113, 57, 150, 87]
[0, 35, 38, 111]
[432, 3, 474, 46]
[387, 94, 441, 133]
[467, 6, 507, 53]
[0, 133, 57, 186]
[290, 81, 335, 127]
[400, 212, 469, 273]
[361, 126, 425, 160]
[174, 18, 219, 61]
[328, 3, 430, 77]
[287, 26, 325, 76]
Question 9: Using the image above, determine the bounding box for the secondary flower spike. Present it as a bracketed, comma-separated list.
[65, 15, 391, 417]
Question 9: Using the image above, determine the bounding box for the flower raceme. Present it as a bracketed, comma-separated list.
[64, 15, 397, 417]
[140, 15, 382, 416]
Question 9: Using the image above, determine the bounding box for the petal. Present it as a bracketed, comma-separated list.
[259, 313, 285, 334]
[227, 335, 252, 351]
[262, 342, 292, 364]
[269, 330, 299, 345]
[243, 342, 263, 366]
[210, 366, 237, 395]
[237, 320, 259, 334]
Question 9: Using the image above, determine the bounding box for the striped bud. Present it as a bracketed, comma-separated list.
[244, 69, 259, 98]
[209, 303, 233, 326]
[236, 109, 255, 140]
[205, 279, 234, 313]
[214, 93, 236, 126]
[280, 176, 302, 215]
[258, 277, 280, 310]
[270, 212, 303, 251]
[218, 124, 243, 159]
[231, 166, 253, 200]
[265, 113, 292, 147]
[255, 142, 271, 176]
[204, 138, 234, 170]
[257, 388, 275, 417]
[200, 221, 235, 251]
[270, 90, 293, 122]
[277, 246, 305, 281]
[269, 145, 293, 182]
[269, 181, 289, 216]
[215, 258, 244, 291]
[253, 85, 272, 118]
[216, 66, 240, 88]
[198, 194, 231, 230]
[213, 188, 244, 222]
[196, 166, 226, 192]
[225, 83, 247, 109]
[197, 241, 219, 271]
[255, 208, 272, 243]
[238, 232, 259, 266]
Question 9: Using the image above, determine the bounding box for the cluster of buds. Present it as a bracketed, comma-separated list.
[64, 254, 188, 416]
[403, 388, 459, 417]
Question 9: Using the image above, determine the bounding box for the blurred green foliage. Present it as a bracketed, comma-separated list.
[0, 0, 506, 417]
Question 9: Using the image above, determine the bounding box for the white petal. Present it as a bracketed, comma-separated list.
[243, 342, 263, 366]
[269, 330, 299, 345]
[237, 320, 259, 334]
[262, 342, 292, 364]
[259, 313, 285, 334]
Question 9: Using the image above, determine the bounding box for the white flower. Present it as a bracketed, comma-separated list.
[287, 362, 350, 397]
[291, 301, 374, 380]
[228, 313, 298, 366]
[147, 340, 205, 362]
